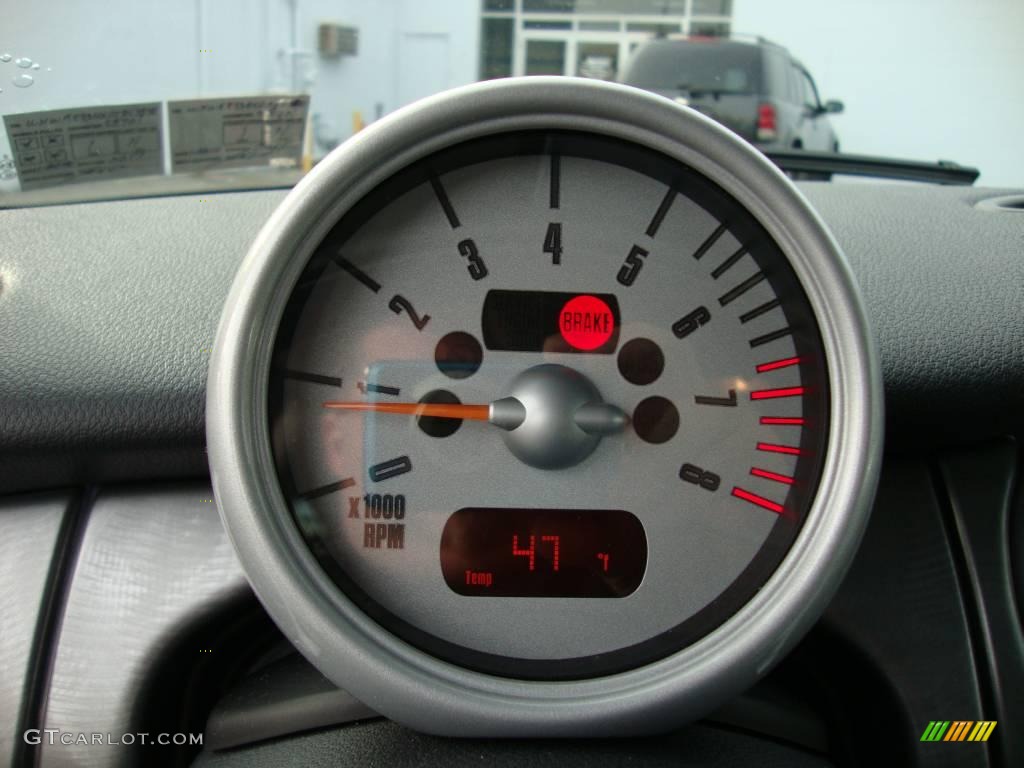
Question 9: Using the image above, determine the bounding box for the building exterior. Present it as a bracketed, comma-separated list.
[4, 0, 735, 170]
[480, 1, 733, 82]
[6, 0, 1022, 185]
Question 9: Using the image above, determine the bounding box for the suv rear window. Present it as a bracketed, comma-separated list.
[623, 41, 761, 95]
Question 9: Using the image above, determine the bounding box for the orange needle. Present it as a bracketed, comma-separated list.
[322, 401, 491, 421]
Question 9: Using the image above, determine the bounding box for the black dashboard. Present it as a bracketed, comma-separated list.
[3, 182, 1022, 494]
[1, 115, 1023, 766]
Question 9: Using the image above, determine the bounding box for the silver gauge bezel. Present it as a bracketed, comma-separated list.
[207, 77, 883, 736]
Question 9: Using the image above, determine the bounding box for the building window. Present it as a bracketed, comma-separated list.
[481, 17, 514, 79]
[480, 0, 733, 80]
[691, 0, 732, 15]
[579, 20, 620, 31]
[523, 0, 577, 12]
[524, 19, 574, 29]
[524, 0, 690, 13]
[576, 42, 619, 80]
[690, 21, 730, 37]
[525, 40, 567, 75]
[626, 22, 682, 35]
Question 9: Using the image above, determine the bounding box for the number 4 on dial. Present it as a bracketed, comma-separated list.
[543, 223, 563, 265]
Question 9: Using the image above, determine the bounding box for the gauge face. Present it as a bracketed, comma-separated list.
[269, 130, 829, 679]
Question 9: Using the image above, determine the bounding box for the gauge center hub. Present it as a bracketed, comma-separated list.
[499, 363, 622, 470]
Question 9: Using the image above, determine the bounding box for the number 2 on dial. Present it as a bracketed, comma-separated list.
[388, 295, 430, 330]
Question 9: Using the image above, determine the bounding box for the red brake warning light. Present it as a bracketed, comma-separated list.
[559, 294, 615, 351]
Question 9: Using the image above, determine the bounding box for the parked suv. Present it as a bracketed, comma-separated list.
[622, 36, 843, 152]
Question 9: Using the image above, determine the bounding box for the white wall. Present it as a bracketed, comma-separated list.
[2, 0, 479, 164]
[2, 0, 260, 112]
[298, 0, 479, 152]
[733, 0, 1024, 186]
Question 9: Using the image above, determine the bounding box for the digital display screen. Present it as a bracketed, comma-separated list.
[481, 290, 621, 354]
[440, 508, 646, 598]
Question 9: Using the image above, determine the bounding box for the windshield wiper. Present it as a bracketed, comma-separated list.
[764, 150, 979, 186]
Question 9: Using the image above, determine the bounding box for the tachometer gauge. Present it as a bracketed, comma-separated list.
[208, 78, 882, 736]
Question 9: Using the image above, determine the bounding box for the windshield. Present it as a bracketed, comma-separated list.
[2, 0, 1020, 206]
[623, 40, 760, 94]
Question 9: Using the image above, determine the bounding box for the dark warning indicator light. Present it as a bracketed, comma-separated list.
[440, 507, 646, 597]
[481, 290, 621, 354]
[559, 294, 615, 351]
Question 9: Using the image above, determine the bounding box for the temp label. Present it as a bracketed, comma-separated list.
[3, 102, 163, 191]
[167, 95, 308, 173]
[465, 570, 493, 587]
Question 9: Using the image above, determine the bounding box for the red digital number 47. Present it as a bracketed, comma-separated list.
[512, 534, 560, 572]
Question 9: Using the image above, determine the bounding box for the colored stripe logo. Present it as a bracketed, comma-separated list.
[920, 720, 996, 742]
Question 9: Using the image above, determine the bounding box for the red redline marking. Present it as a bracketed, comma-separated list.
[757, 442, 801, 455]
[750, 386, 805, 400]
[751, 467, 795, 485]
[755, 356, 801, 373]
[732, 487, 784, 514]
[760, 416, 805, 426]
